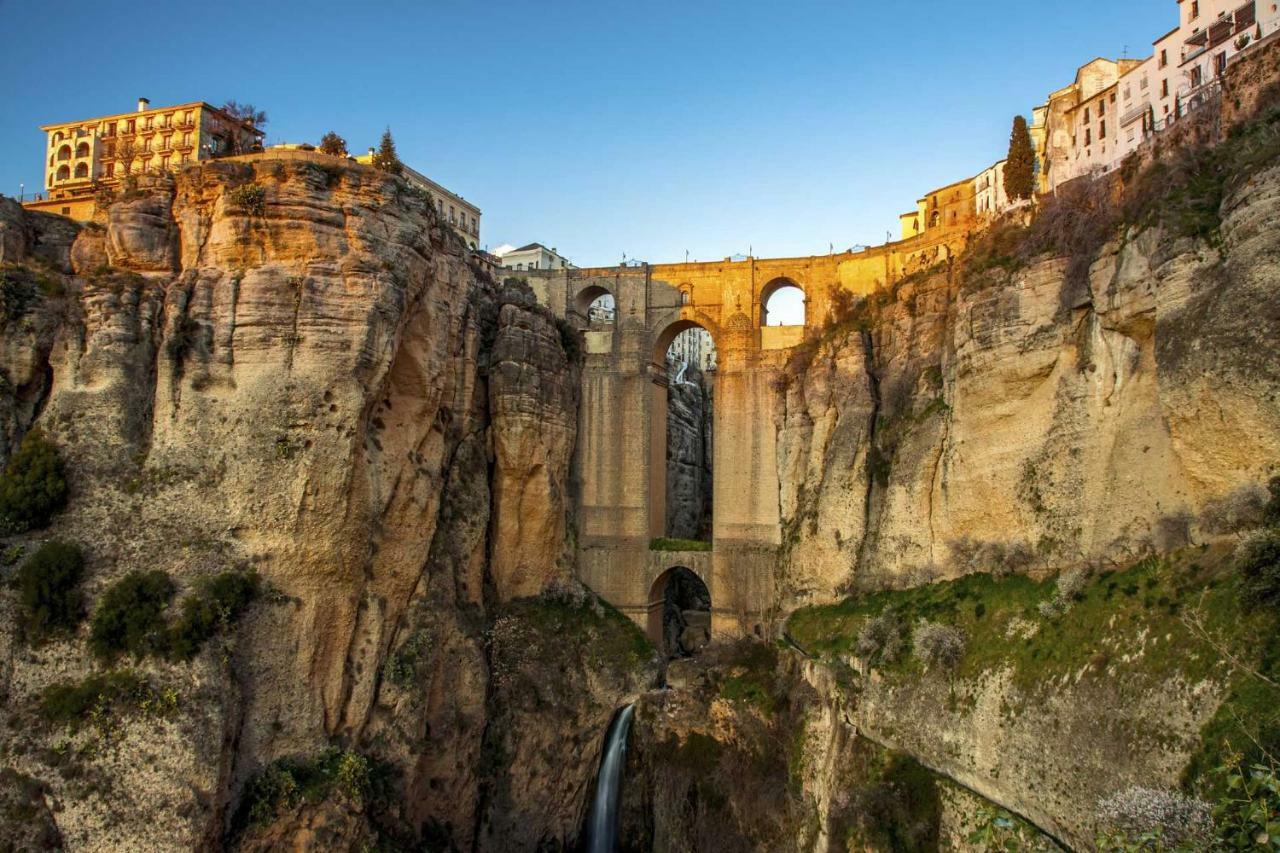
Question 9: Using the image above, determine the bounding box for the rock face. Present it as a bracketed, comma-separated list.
[0, 157, 647, 852]
[665, 372, 713, 540]
[777, 164, 1280, 604]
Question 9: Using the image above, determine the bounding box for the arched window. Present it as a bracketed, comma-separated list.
[574, 285, 616, 323]
[75, 142, 90, 158]
[53, 131, 63, 143]
[57, 145, 72, 161]
[56, 165, 70, 181]
[930, 211, 940, 227]
[761, 279, 806, 327]
[73, 163, 89, 179]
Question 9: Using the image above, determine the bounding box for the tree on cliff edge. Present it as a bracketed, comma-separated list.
[1004, 115, 1035, 201]
[318, 131, 348, 158]
[372, 128, 402, 174]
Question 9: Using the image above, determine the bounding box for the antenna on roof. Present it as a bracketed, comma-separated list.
[1122, 43, 1129, 59]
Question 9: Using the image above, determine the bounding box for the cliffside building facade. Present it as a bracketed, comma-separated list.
[27, 98, 263, 221]
[496, 243, 574, 271]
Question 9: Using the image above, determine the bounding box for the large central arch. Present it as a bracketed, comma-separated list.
[526, 240, 969, 638]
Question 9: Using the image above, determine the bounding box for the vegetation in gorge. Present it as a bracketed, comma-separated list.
[88, 568, 259, 662]
[13, 540, 84, 644]
[488, 587, 654, 692]
[0, 428, 68, 534]
[38, 670, 177, 732]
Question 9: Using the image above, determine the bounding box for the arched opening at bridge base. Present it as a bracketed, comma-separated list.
[651, 321, 716, 544]
[647, 567, 711, 658]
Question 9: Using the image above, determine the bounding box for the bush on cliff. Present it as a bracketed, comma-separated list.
[912, 621, 966, 672]
[38, 669, 176, 730]
[166, 569, 260, 660]
[88, 570, 175, 660]
[0, 428, 68, 534]
[14, 540, 84, 644]
[1095, 786, 1214, 851]
[1236, 528, 1280, 610]
[234, 749, 389, 833]
[855, 610, 906, 669]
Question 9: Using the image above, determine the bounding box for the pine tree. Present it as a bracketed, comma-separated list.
[318, 131, 348, 157]
[371, 128, 402, 175]
[1004, 115, 1036, 201]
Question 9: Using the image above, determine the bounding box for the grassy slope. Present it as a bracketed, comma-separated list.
[787, 546, 1280, 795]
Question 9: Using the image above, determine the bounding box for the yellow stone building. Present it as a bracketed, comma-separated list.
[26, 98, 264, 221]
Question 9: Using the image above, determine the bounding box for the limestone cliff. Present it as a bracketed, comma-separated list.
[0, 157, 652, 852]
[771, 111, 1280, 847]
[777, 162, 1280, 605]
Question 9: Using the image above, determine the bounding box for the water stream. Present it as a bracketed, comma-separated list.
[582, 703, 635, 853]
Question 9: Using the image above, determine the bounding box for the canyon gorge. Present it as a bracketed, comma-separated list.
[0, 47, 1279, 853]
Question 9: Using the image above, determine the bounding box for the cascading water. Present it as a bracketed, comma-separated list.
[582, 704, 635, 853]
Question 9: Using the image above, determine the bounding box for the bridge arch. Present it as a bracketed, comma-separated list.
[760, 277, 806, 327]
[573, 283, 616, 325]
[650, 316, 720, 367]
[646, 564, 712, 653]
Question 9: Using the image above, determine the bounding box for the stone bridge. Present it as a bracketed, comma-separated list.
[521, 233, 964, 640]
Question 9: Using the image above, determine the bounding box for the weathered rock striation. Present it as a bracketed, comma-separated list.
[0, 157, 651, 852]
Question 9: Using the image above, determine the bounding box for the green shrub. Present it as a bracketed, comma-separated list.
[0, 428, 68, 534]
[1237, 528, 1280, 609]
[237, 749, 377, 828]
[14, 540, 84, 643]
[88, 570, 175, 660]
[228, 184, 266, 216]
[167, 570, 260, 660]
[1265, 475, 1280, 528]
[38, 669, 172, 729]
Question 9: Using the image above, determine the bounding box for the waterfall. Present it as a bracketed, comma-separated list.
[582, 704, 635, 853]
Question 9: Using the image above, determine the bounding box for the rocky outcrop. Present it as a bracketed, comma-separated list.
[489, 302, 579, 601]
[0, 156, 634, 852]
[777, 164, 1280, 604]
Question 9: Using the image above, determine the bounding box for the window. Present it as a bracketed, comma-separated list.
[57, 145, 72, 161]
[56, 165, 70, 181]
[1161, 79, 1169, 97]
[1084, 107, 1091, 122]
[144, 117, 153, 131]
[1191, 66, 1203, 87]
[1085, 128, 1092, 145]
[1141, 75, 1149, 90]
[1099, 99, 1106, 116]
[126, 119, 135, 134]
[61, 207, 70, 216]
[1215, 53, 1227, 75]
[1160, 49, 1168, 68]
[1191, 1, 1199, 18]
[73, 163, 88, 179]
[181, 152, 190, 164]
[1127, 128, 1136, 143]
[1100, 120, 1107, 139]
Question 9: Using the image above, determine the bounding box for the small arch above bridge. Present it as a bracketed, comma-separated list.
[760, 277, 806, 327]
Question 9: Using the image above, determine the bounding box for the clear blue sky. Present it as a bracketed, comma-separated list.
[0, 0, 1169, 267]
